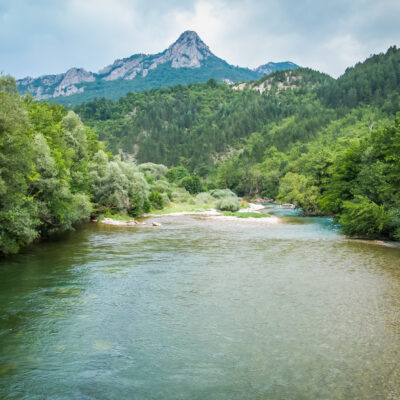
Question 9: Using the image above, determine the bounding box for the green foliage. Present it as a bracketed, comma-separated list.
[0, 76, 100, 253]
[320, 118, 400, 239]
[216, 196, 240, 212]
[75, 73, 332, 169]
[195, 192, 214, 204]
[90, 151, 149, 214]
[320, 46, 400, 110]
[180, 175, 203, 194]
[339, 196, 390, 238]
[0, 76, 169, 254]
[139, 163, 168, 180]
[148, 190, 164, 210]
[210, 189, 237, 199]
[166, 166, 190, 182]
[5, 45, 400, 247]
[277, 173, 320, 214]
[170, 187, 192, 203]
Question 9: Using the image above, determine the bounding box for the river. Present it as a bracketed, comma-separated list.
[1, 208, 400, 399]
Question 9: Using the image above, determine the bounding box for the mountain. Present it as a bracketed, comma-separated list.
[74, 67, 334, 160]
[254, 61, 299, 75]
[17, 31, 300, 105]
[74, 45, 400, 169]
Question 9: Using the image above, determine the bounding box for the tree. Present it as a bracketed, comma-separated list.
[339, 196, 390, 238]
[0, 76, 39, 253]
[277, 172, 320, 214]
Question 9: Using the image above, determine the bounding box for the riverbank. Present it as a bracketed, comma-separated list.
[98, 203, 279, 226]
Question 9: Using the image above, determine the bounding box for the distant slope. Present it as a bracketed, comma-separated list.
[318, 45, 400, 109]
[232, 68, 334, 93]
[254, 61, 299, 75]
[17, 31, 300, 105]
[74, 46, 400, 171]
[74, 68, 333, 167]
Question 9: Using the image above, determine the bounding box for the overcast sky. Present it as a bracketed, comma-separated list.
[1, 0, 399, 79]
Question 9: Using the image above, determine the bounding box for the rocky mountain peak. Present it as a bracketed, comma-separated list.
[161, 30, 213, 68]
[174, 30, 207, 47]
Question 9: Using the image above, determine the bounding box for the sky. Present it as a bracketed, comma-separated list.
[1, 0, 399, 79]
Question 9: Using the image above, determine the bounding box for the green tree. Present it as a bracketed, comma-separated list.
[277, 172, 320, 214]
[339, 196, 390, 238]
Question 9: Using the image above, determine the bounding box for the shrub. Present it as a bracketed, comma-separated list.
[170, 188, 192, 203]
[195, 192, 214, 204]
[161, 192, 170, 207]
[148, 190, 164, 210]
[339, 196, 390, 238]
[139, 163, 168, 180]
[216, 196, 240, 212]
[210, 189, 237, 199]
[166, 166, 189, 182]
[180, 175, 203, 194]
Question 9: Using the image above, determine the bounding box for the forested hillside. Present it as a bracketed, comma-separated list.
[75, 46, 400, 240]
[1, 76, 187, 254]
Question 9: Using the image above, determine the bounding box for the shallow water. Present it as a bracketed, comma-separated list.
[1, 214, 400, 399]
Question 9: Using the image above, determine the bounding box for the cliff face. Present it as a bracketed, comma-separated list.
[18, 68, 95, 100]
[17, 31, 300, 102]
[98, 31, 214, 81]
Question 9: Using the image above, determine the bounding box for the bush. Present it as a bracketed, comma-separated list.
[161, 192, 170, 207]
[210, 189, 237, 199]
[148, 190, 164, 210]
[339, 196, 390, 238]
[139, 163, 168, 180]
[195, 192, 214, 204]
[143, 199, 151, 213]
[170, 188, 192, 203]
[166, 166, 190, 182]
[216, 196, 240, 212]
[180, 175, 203, 194]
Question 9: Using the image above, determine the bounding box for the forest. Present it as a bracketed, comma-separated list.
[75, 46, 400, 240]
[1, 46, 400, 254]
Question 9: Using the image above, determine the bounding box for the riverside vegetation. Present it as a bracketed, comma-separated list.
[0, 77, 243, 254]
[75, 46, 400, 241]
[1, 46, 400, 254]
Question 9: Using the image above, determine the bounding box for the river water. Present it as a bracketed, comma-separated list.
[1, 210, 400, 399]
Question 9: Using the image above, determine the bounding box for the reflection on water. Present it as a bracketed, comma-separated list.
[0, 214, 400, 399]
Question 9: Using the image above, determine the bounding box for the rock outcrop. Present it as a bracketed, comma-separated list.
[18, 68, 95, 100]
[254, 61, 299, 75]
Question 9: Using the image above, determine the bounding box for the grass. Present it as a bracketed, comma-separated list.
[150, 202, 214, 215]
[221, 211, 270, 218]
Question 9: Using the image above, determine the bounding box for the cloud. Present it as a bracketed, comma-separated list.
[0, 0, 399, 79]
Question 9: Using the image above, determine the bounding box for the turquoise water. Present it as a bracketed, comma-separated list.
[1, 214, 400, 399]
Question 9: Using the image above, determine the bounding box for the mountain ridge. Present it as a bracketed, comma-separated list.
[17, 31, 300, 104]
